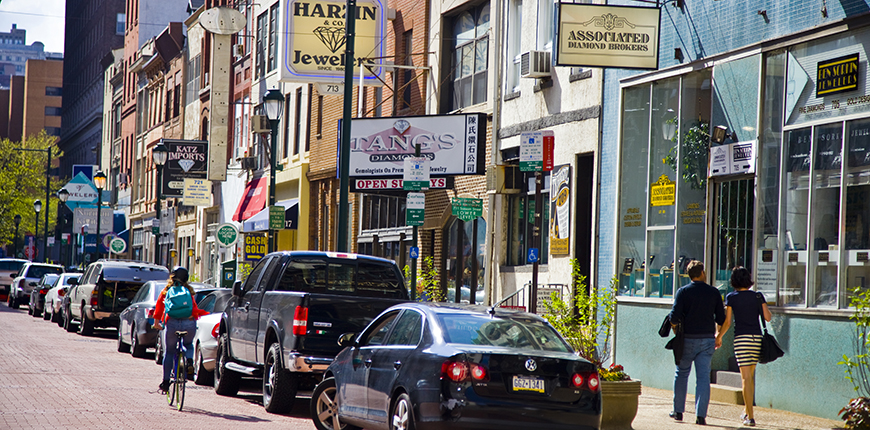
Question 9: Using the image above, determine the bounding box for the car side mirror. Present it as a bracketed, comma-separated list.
[338, 332, 358, 348]
[232, 280, 243, 297]
[68, 278, 78, 285]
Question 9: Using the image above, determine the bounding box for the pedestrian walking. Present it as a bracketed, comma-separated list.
[152, 266, 207, 393]
[668, 260, 726, 425]
[716, 266, 772, 427]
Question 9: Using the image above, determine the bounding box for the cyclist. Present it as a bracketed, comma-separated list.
[152, 266, 207, 393]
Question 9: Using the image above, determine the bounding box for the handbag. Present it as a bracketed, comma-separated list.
[659, 314, 672, 337]
[757, 294, 784, 364]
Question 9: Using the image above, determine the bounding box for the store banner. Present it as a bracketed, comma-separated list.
[709, 141, 756, 177]
[344, 114, 486, 178]
[556, 3, 660, 70]
[549, 164, 571, 256]
[161, 139, 208, 198]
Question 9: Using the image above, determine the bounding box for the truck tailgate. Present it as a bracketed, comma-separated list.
[297, 294, 408, 356]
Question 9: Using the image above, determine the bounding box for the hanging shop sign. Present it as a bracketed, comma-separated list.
[63, 172, 99, 204]
[549, 164, 571, 256]
[708, 141, 756, 177]
[215, 223, 240, 248]
[281, 0, 386, 85]
[73, 207, 114, 235]
[160, 139, 208, 198]
[345, 114, 486, 178]
[183, 178, 211, 206]
[555, 3, 660, 70]
[649, 175, 675, 207]
[244, 234, 267, 261]
[351, 177, 451, 191]
[817, 53, 860, 97]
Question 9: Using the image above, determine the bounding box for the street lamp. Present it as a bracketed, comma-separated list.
[152, 143, 168, 267]
[13, 214, 21, 258]
[58, 188, 69, 268]
[93, 171, 107, 262]
[263, 89, 284, 254]
[33, 200, 41, 262]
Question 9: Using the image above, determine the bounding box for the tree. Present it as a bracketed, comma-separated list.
[0, 132, 66, 256]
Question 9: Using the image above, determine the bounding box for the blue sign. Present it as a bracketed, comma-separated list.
[410, 246, 419, 259]
[527, 248, 539, 263]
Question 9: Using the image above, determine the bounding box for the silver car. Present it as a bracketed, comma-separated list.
[28, 273, 60, 318]
[45, 273, 82, 325]
[190, 289, 233, 385]
[0, 258, 27, 302]
[8, 262, 63, 309]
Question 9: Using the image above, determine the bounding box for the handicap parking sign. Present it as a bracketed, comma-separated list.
[527, 248, 539, 263]
[410, 246, 419, 259]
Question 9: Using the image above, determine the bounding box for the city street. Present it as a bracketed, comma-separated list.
[0, 304, 316, 430]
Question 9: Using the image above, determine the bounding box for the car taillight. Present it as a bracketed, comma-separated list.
[572, 371, 600, 392]
[587, 372, 600, 391]
[441, 360, 488, 382]
[470, 363, 488, 381]
[571, 373, 584, 388]
[39, 288, 48, 295]
[293, 306, 308, 336]
[211, 323, 220, 338]
[146, 309, 154, 317]
[58, 289, 65, 297]
[90, 290, 99, 306]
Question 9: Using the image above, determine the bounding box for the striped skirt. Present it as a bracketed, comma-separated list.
[734, 334, 763, 367]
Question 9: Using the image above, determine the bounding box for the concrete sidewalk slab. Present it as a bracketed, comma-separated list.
[633, 386, 844, 430]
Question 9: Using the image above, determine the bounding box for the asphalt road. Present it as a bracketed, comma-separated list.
[0, 302, 317, 429]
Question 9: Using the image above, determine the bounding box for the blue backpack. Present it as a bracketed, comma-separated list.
[165, 284, 193, 319]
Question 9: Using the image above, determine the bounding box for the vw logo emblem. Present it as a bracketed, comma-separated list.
[525, 358, 537, 372]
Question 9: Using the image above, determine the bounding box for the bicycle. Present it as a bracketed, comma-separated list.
[166, 330, 188, 411]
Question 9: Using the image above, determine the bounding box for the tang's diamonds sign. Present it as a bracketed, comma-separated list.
[346, 114, 486, 177]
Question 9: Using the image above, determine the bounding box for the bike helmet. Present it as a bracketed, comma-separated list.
[172, 266, 189, 283]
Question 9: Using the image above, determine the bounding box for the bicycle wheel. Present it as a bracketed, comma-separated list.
[176, 350, 186, 411]
[167, 356, 177, 406]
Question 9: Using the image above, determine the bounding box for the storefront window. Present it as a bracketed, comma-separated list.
[617, 85, 650, 296]
[782, 127, 811, 306]
[846, 118, 870, 303]
[812, 123, 842, 307]
[505, 173, 550, 266]
[444, 216, 486, 304]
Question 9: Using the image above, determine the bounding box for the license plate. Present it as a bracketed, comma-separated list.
[512, 375, 545, 393]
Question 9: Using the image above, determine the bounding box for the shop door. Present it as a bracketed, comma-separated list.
[711, 178, 755, 293]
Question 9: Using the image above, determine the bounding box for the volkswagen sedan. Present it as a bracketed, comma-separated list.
[311, 302, 601, 430]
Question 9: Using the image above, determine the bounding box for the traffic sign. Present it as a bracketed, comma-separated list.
[269, 206, 285, 230]
[109, 237, 127, 254]
[520, 131, 543, 172]
[406, 193, 425, 226]
[403, 157, 430, 191]
[451, 197, 483, 222]
[409, 246, 419, 259]
[215, 223, 239, 247]
[151, 218, 160, 235]
[527, 248, 539, 263]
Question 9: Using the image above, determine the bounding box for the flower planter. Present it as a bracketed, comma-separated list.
[600, 379, 642, 430]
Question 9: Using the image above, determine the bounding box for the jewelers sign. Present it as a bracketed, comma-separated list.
[345, 113, 486, 177]
[282, 0, 386, 85]
[161, 139, 208, 198]
[556, 4, 660, 70]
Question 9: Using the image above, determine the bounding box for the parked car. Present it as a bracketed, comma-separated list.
[190, 288, 234, 385]
[65, 260, 169, 335]
[0, 258, 27, 302]
[45, 273, 82, 325]
[120, 281, 212, 359]
[215, 251, 410, 413]
[28, 273, 60, 317]
[7, 262, 63, 309]
[311, 302, 602, 430]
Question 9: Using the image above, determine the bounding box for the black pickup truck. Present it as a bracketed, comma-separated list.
[215, 251, 410, 413]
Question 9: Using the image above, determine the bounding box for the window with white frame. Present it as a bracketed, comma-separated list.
[506, 0, 522, 93]
[537, 0, 553, 51]
[450, 3, 490, 111]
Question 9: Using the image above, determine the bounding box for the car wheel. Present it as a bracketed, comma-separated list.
[78, 308, 94, 336]
[63, 306, 76, 332]
[131, 326, 147, 358]
[193, 344, 214, 386]
[51, 304, 61, 324]
[390, 393, 415, 430]
[27, 304, 33, 315]
[311, 377, 360, 430]
[42, 307, 51, 320]
[214, 332, 241, 396]
[117, 327, 131, 353]
[263, 343, 298, 413]
[9, 293, 18, 309]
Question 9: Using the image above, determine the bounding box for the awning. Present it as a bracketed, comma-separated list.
[242, 198, 299, 232]
[232, 177, 268, 222]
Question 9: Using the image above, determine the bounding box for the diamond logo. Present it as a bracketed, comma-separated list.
[178, 159, 195, 172]
[313, 26, 347, 54]
[393, 119, 411, 134]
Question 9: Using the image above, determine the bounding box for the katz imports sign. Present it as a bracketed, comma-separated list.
[161, 139, 208, 198]
[282, 0, 386, 84]
[556, 4, 660, 70]
[346, 114, 486, 178]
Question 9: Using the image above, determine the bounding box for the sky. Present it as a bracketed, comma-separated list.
[0, 0, 66, 53]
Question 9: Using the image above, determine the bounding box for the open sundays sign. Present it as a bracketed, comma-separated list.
[342, 114, 486, 178]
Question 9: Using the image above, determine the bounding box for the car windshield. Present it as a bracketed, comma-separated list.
[0, 260, 25, 271]
[436, 313, 572, 353]
[102, 266, 169, 282]
[275, 259, 406, 298]
[27, 265, 63, 279]
[41, 274, 60, 285]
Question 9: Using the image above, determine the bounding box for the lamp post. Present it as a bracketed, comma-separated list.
[13, 214, 21, 258]
[58, 188, 69, 268]
[33, 199, 42, 262]
[263, 89, 285, 254]
[152, 143, 168, 267]
[93, 171, 107, 262]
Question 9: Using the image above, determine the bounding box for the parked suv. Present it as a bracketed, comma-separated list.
[7, 262, 63, 309]
[0, 258, 28, 302]
[65, 260, 169, 336]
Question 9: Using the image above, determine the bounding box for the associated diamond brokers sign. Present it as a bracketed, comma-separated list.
[161, 139, 208, 198]
[452, 197, 483, 222]
[406, 193, 425, 226]
[282, 0, 385, 85]
[556, 4, 661, 70]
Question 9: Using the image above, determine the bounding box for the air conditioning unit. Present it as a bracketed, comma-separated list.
[251, 115, 270, 133]
[233, 44, 245, 58]
[521, 50, 551, 79]
[240, 156, 257, 170]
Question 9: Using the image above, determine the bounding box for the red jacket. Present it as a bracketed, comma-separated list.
[153, 286, 208, 323]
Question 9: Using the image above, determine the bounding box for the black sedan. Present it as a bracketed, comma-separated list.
[311, 302, 601, 430]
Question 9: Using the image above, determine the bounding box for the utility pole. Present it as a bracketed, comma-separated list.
[337, 0, 357, 252]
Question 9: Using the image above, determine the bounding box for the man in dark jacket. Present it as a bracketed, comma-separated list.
[667, 260, 725, 426]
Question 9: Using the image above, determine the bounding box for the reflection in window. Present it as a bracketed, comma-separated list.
[846, 118, 870, 304]
[617, 85, 650, 296]
[812, 124, 842, 307]
[445, 216, 487, 304]
[782, 128, 811, 306]
[450, 4, 489, 110]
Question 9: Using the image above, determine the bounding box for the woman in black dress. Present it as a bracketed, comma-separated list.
[716, 266, 772, 427]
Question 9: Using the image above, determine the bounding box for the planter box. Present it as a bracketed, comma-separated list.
[600, 379, 642, 430]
